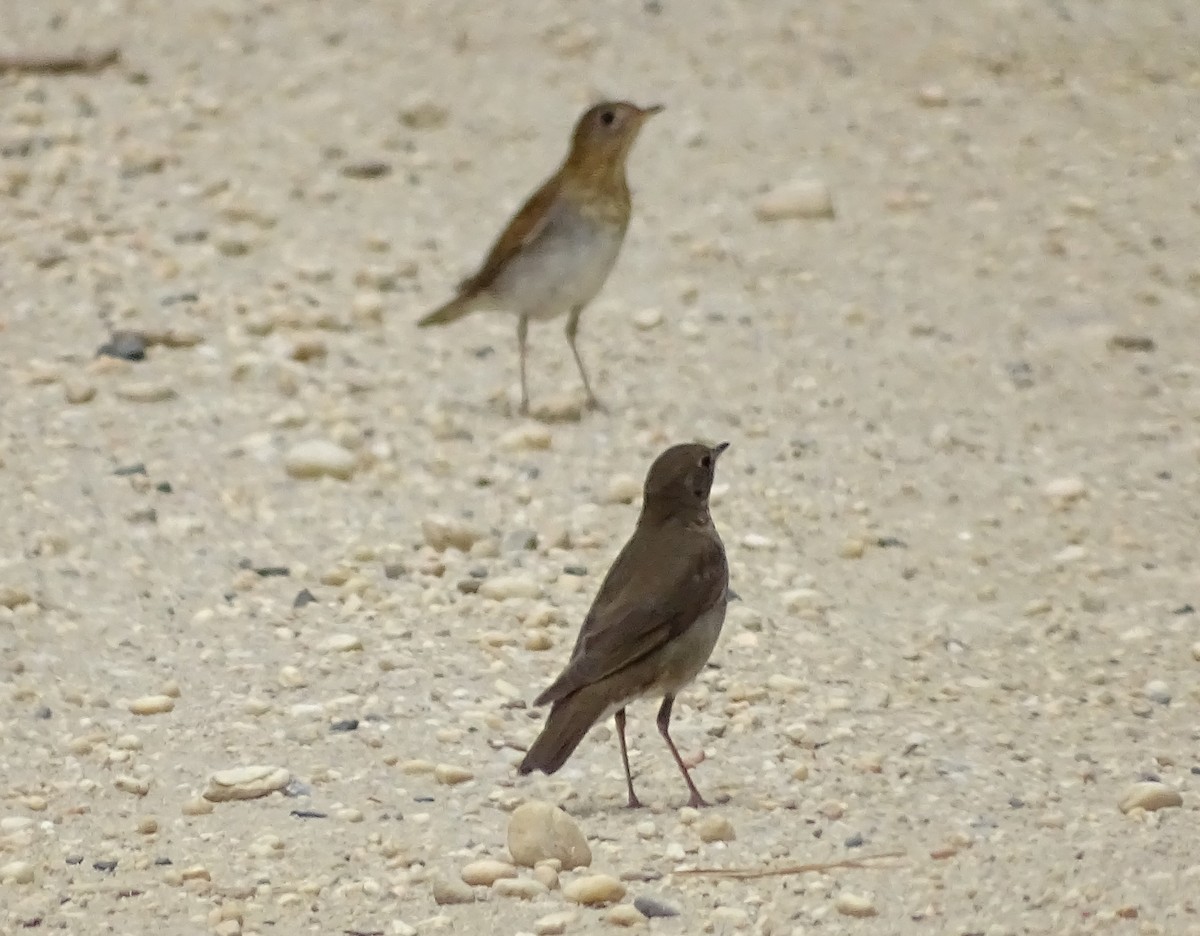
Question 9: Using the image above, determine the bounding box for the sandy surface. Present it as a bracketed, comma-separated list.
[2, 0, 1199, 933]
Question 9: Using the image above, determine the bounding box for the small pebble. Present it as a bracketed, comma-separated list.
[129, 695, 175, 716]
[835, 892, 878, 917]
[562, 873, 626, 906]
[422, 515, 484, 552]
[114, 776, 150, 797]
[434, 764, 474, 785]
[64, 380, 97, 404]
[283, 440, 358, 480]
[633, 895, 680, 918]
[97, 330, 148, 361]
[479, 575, 541, 601]
[116, 380, 176, 403]
[1119, 781, 1183, 814]
[203, 765, 291, 802]
[696, 815, 736, 843]
[500, 424, 552, 452]
[916, 84, 949, 107]
[754, 178, 835, 221]
[431, 873, 475, 905]
[534, 911, 576, 936]
[461, 859, 517, 886]
[0, 860, 34, 884]
[1042, 477, 1087, 507]
[632, 308, 662, 330]
[322, 633, 363, 653]
[1143, 680, 1171, 705]
[494, 877, 548, 900]
[507, 801, 592, 870]
[604, 475, 641, 505]
[606, 903, 646, 926]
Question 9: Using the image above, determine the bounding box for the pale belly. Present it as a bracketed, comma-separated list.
[651, 599, 728, 695]
[488, 208, 625, 322]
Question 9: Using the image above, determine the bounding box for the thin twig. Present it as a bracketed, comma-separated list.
[0, 47, 120, 75]
[673, 850, 905, 880]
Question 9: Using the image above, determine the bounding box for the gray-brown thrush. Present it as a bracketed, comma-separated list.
[518, 441, 731, 808]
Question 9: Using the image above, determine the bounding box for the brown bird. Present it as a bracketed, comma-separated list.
[518, 441, 731, 808]
[417, 100, 664, 415]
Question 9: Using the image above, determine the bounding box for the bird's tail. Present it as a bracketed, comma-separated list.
[518, 688, 608, 776]
[417, 292, 480, 328]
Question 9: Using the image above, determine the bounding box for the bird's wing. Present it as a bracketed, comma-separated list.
[458, 170, 563, 294]
[533, 527, 727, 706]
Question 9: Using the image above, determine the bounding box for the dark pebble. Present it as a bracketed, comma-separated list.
[340, 160, 392, 180]
[330, 718, 359, 732]
[562, 565, 588, 577]
[96, 330, 147, 362]
[93, 860, 117, 872]
[383, 562, 405, 580]
[254, 566, 290, 578]
[154, 857, 172, 866]
[33, 705, 52, 719]
[844, 833, 864, 848]
[456, 579, 481, 595]
[65, 856, 83, 866]
[113, 463, 147, 477]
[1173, 604, 1194, 615]
[290, 810, 328, 820]
[633, 895, 679, 918]
[504, 530, 538, 552]
[293, 589, 316, 609]
[876, 536, 907, 548]
[155, 481, 173, 494]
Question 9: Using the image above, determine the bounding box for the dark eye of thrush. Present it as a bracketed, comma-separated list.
[700, 455, 712, 469]
[600, 110, 615, 126]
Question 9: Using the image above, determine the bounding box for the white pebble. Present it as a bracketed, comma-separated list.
[1042, 476, 1088, 507]
[835, 892, 878, 917]
[0, 860, 34, 884]
[431, 873, 475, 905]
[1143, 680, 1171, 704]
[493, 877, 548, 900]
[534, 911, 576, 935]
[507, 801, 592, 870]
[632, 308, 662, 330]
[754, 178, 835, 221]
[461, 859, 517, 887]
[561, 873, 626, 906]
[479, 575, 542, 601]
[696, 815, 736, 843]
[322, 633, 363, 653]
[606, 904, 646, 927]
[422, 515, 484, 552]
[116, 381, 177, 403]
[434, 764, 474, 785]
[128, 695, 175, 716]
[284, 440, 358, 480]
[499, 424, 552, 452]
[1119, 781, 1183, 814]
[203, 765, 290, 802]
[604, 475, 641, 504]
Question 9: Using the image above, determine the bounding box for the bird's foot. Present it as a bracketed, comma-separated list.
[625, 794, 644, 810]
[687, 793, 711, 809]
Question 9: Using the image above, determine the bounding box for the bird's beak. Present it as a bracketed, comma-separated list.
[711, 441, 730, 458]
[639, 104, 666, 120]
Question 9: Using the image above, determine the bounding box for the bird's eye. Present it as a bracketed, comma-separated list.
[700, 455, 712, 469]
[599, 109, 615, 126]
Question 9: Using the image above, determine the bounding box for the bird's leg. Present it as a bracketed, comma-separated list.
[614, 708, 642, 809]
[656, 695, 709, 808]
[565, 305, 604, 411]
[517, 313, 531, 415]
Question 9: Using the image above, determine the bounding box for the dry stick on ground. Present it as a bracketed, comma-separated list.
[673, 850, 906, 880]
[0, 47, 120, 75]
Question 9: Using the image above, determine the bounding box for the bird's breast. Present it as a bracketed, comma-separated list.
[488, 202, 626, 321]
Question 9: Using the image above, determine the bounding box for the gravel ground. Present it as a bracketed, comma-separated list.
[2, 1, 1198, 934]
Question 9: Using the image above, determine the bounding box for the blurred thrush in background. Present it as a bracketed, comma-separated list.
[417, 100, 663, 415]
[518, 442, 731, 808]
